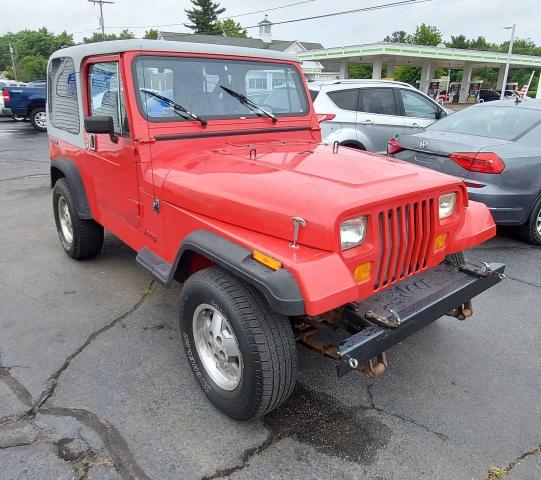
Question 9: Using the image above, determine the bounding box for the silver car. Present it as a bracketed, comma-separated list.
[388, 99, 541, 245]
[309, 79, 449, 153]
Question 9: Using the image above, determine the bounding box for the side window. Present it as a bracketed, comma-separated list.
[400, 89, 439, 119]
[359, 88, 397, 115]
[88, 62, 129, 135]
[309, 89, 319, 102]
[48, 57, 80, 134]
[327, 89, 359, 111]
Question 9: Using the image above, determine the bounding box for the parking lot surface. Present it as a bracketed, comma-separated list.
[0, 118, 540, 480]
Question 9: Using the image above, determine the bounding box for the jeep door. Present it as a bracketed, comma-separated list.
[398, 88, 445, 134]
[356, 87, 403, 153]
[83, 58, 140, 228]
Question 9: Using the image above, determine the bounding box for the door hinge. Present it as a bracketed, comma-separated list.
[152, 198, 160, 213]
[137, 136, 156, 145]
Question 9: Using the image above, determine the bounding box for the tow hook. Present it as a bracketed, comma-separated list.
[460, 261, 505, 280]
[447, 299, 473, 320]
[362, 307, 401, 329]
[359, 352, 388, 378]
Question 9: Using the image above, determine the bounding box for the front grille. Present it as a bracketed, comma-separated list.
[374, 199, 435, 290]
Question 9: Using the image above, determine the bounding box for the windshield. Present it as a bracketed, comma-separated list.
[133, 55, 309, 122]
[427, 105, 541, 141]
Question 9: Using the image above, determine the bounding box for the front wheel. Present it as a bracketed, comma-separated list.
[179, 267, 297, 420]
[30, 107, 47, 132]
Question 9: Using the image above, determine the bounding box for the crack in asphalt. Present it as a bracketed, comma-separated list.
[0, 173, 48, 183]
[0, 281, 155, 480]
[28, 280, 155, 418]
[365, 383, 449, 441]
[505, 275, 541, 289]
[200, 382, 446, 480]
[487, 444, 541, 479]
[43, 407, 151, 480]
[0, 365, 33, 409]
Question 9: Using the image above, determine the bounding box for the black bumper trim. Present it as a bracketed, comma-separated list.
[337, 262, 505, 377]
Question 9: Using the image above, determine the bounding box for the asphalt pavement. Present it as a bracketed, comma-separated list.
[0, 117, 539, 480]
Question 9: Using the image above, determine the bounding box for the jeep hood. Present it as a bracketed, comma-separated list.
[162, 142, 459, 251]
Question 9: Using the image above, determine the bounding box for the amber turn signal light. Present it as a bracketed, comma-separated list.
[434, 233, 447, 251]
[252, 250, 282, 271]
[354, 262, 371, 283]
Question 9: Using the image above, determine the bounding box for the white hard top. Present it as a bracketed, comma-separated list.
[50, 39, 298, 71]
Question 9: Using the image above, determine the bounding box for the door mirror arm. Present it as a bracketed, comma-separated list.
[84, 116, 118, 143]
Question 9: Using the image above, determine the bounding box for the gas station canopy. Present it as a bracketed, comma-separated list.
[297, 42, 541, 100]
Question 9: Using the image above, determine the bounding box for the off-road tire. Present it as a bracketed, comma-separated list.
[179, 267, 297, 420]
[52, 178, 104, 259]
[445, 251, 466, 267]
[29, 107, 47, 132]
[517, 196, 541, 245]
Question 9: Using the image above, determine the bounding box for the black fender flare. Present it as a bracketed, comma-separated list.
[136, 230, 305, 316]
[50, 157, 93, 219]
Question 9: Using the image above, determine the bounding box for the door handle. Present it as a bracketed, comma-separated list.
[409, 122, 420, 128]
[88, 134, 97, 151]
[359, 119, 374, 126]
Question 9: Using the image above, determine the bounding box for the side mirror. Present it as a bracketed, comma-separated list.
[84, 116, 118, 143]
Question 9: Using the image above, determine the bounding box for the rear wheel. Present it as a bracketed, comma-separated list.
[179, 267, 297, 420]
[517, 196, 541, 245]
[53, 179, 104, 259]
[30, 107, 47, 132]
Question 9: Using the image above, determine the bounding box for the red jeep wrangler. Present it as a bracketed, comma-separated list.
[47, 40, 504, 420]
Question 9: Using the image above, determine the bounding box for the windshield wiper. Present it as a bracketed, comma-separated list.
[220, 86, 277, 123]
[140, 89, 207, 126]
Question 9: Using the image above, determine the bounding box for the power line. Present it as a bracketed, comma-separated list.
[240, 0, 433, 29]
[223, 0, 316, 19]
[105, 0, 433, 32]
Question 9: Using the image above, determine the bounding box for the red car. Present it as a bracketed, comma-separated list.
[47, 40, 504, 420]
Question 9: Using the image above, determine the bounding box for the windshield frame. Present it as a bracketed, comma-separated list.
[131, 54, 310, 124]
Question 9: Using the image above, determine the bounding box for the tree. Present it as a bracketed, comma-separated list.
[347, 63, 372, 79]
[215, 19, 247, 38]
[0, 28, 74, 80]
[410, 23, 442, 46]
[447, 34, 469, 49]
[184, 0, 225, 34]
[19, 55, 48, 82]
[144, 29, 159, 40]
[83, 29, 135, 43]
[383, 30, 409, 43]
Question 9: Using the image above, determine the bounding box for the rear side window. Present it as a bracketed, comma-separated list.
[48, 57, 80, 134]
[360, 88, 397, 115]
[327, 89, 359, 111]
[309, 89, 319, 102]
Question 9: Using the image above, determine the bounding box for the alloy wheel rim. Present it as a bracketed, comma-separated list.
[192, 304, 242, 391]
[58, 196, 73, 244]
[35, 112, 47, 129]
[536, 208, 541, 236]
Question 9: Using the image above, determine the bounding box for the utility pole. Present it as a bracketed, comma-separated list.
[500, 23, 516, 100]
[8, 42, 17, 81]
[88, 0, 115, 41]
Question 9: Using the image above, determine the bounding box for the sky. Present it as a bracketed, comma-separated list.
[1, 0, 538, 48]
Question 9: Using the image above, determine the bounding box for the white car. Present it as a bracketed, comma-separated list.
[309, 79, 450, 153]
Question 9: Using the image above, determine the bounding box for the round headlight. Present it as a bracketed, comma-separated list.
[340, 216, 368, 250]
[439, 192, 456, 220]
